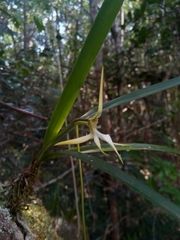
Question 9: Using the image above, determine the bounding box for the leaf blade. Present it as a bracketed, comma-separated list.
[43, 0, 124, 146]
[82, 76, 180, 119]
[65, 151, 180, 220]
[71, 143, 180, 155]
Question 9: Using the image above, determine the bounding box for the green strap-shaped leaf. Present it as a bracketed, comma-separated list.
[67, 143, 180, 155]
[38, 142, 180, 166]
[82, 76, 180, 119]
[43, 0, 124, 146]
[64, 151, 180, 220]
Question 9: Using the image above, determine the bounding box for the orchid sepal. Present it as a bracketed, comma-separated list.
[55, 67, 123, 164]
[55, 133, 92, 146]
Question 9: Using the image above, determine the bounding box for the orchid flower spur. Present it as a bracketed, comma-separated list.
[55, 67, 123, 163]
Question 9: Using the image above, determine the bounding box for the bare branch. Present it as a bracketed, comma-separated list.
[0, 100, 48, 121]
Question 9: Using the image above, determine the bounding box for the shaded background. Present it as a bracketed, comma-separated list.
[0, 0, 180, 239]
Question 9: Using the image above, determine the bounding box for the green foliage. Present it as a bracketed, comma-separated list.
[1, 0, 180, 238]
[82, 76, 180, 119]
[62, 151, 180, 221]
[43, 0, 124, 146]
[33, 15, 45, 32]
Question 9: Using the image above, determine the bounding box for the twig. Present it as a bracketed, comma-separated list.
[124, 117, 167, 140]
[0, 100, 48, 121]
[35, 167, 76, 191]
[0, 137, 12, 147]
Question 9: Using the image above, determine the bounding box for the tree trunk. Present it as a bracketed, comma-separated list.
[23, 0, 29, 53]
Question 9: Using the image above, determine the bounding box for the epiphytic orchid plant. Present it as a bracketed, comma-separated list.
[55, 67, 123, 163]
[2, 0, 180, 239]
[34, 0, 180, 228]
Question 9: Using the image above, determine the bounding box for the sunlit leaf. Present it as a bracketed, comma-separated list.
[43, 0, 124, 146]
[33, 15, 45, 32]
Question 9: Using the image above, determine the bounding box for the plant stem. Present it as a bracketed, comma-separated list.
[52, 22, 81, 238]
[76, 124, 86, 240]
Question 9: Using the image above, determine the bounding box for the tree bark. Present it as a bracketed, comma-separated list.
[23, 0, 29, 53]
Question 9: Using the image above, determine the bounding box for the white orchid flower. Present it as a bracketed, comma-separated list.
[55, 67, 122, 163]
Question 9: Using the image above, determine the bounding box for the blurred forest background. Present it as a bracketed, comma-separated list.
[1, 0, 180, 239]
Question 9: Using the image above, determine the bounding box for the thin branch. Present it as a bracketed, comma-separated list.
[124, 117, 167, 140]
[0, 137, 13, 147]
[0, 100, 48, 121]
[35, 167, 76, 191]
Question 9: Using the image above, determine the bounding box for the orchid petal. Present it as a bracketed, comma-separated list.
[95, 130, 123, 163]
[55, 67, 123, 163]
[93, 130, 108, 155]
[55, 133, 92, 146]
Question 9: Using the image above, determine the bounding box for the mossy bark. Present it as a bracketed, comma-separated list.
[0, 201, 61, 240]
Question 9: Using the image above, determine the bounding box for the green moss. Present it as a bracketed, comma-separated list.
[22, 200, 62, 240]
